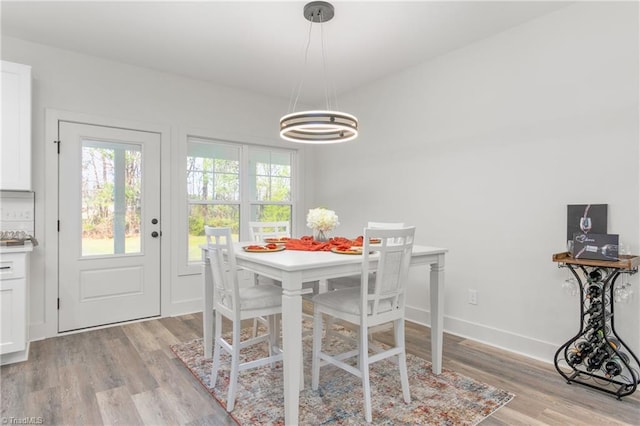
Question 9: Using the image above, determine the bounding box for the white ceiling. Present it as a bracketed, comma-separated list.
[1, 1, 571, 105]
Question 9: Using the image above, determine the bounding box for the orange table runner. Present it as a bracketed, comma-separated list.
[285, 236, 364, 251]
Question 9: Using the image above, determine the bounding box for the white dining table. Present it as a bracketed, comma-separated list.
[201, 243, 447, 425]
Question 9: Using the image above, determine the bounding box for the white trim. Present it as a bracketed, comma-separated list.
[42, 109, 171, 339]
[0, 342, 30, 366]
[406, 305, 558, 365]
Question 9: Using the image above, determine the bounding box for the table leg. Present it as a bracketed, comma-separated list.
[202, 253, 214, 359]
[281, 273, 303, 425]
[430, 255, 445, 374]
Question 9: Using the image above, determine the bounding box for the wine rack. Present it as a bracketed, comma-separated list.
[552, 252, 640, 399]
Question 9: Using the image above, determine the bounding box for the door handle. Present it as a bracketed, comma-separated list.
[151, 218, 158, 225]
[151, 231, 159, 238]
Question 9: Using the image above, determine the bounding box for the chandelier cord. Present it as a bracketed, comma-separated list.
[320, 9, 331, 111]
[289, 18, 314, 114]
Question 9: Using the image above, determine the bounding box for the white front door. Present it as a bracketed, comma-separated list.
[58, 122, 161, 332]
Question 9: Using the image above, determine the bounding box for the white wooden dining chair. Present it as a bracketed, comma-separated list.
[366, 221, 406, 229]
[246, 220, 319, 337]
[328, 221, 405, 291]
[248, 221, 291, 336]
[248, 220, 290, 242]
[248, 220, 320, 290]
[247, 220, 291, 287]
[311, 226, 415, 423]
[205, 226, 283, 412]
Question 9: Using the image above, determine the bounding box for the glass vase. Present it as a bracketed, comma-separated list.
[313, 229, 329, 242]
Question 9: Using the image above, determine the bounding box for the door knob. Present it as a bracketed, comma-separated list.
[151, 231, 159, 238]
[151, 218, 158, 224]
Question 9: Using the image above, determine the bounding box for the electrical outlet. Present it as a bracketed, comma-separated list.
[468, 289, 478, 305]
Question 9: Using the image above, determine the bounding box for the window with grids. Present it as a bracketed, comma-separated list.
[186, 138, 294, 262]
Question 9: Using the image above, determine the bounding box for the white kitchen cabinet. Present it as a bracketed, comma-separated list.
[0, 247, 31, 365]
[1, 60, 32, 191]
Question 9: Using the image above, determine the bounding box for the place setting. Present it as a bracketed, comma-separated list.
[330, 246, 364, 255]
[263, 236, 291, 244]
[242, 243, 286, 253]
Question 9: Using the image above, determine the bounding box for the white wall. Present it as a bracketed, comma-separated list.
[312, 2, 640, 361]
[1, 36, 314, 339]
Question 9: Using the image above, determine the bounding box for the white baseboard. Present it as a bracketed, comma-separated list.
[1, 342, 30, 365]
[29, 323, 47, 342]
[28, 299, 203, 341]
[167, 298, 202, 317]
[406, 305, 557, 365]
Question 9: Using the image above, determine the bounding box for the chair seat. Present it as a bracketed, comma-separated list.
[237, 284, 282, 310]
[312, 288, 393, 316]
[327, 275, 360, 291]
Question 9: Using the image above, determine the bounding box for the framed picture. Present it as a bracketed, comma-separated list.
[567, 204, 607, 249]
[573, 233, 619, 261]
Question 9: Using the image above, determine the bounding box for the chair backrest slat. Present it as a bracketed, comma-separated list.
[367, 221, 405, 229]
[205, 226, 241, 313]
[361, 227, 415, 322]
[248, 221, 291, 242]
[367, 222, 406, 245]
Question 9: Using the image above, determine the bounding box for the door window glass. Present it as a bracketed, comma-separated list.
[81, 140, 142, 256]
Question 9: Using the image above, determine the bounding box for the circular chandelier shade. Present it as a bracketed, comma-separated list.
[279, 110, 359, 144]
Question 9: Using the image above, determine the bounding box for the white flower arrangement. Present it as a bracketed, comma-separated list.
[306, 207, 339, 232]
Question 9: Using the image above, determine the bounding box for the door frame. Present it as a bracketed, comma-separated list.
[44, 109, 171, 338]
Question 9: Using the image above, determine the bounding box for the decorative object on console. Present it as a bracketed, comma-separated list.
[573, 233, 619, 261]
[306, 207, 339, 242]
[279, 1, 359, 144]
[567, 204, 607, 253]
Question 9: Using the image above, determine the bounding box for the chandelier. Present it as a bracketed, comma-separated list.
[279, 1, 359, 144]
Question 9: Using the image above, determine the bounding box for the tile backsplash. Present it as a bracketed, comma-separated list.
[0, 190, 35, 238]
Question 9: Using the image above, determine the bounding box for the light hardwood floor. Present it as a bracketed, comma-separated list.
[1, 310, 639, 425]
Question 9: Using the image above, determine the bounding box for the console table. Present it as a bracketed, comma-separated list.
[552, 252, 639, 399]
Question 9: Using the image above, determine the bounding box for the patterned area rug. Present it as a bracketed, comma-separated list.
[171, 326, 514, 425]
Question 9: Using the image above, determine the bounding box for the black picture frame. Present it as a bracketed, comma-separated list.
[567, 204, 607, 246]
[573, 233, 619, 261]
